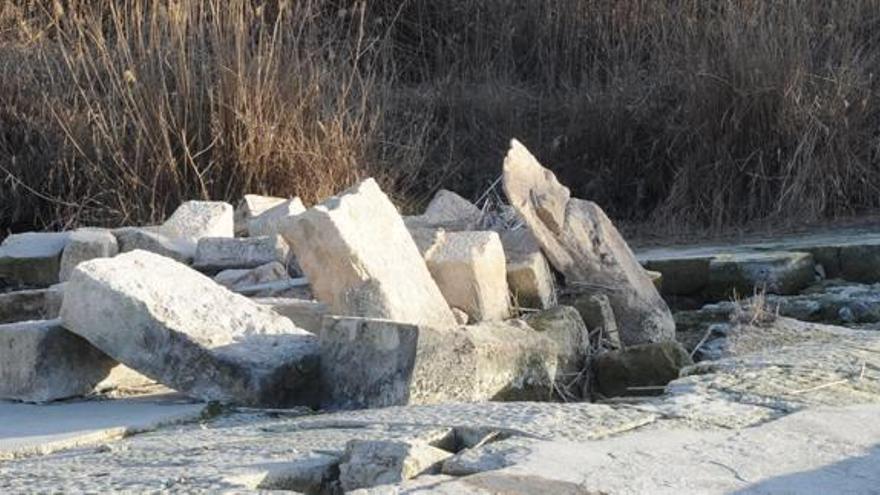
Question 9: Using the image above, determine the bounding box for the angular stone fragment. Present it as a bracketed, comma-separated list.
[502, 140, 674, 345]
[59, 229, 118, 282]
[422, 231, 510, 322]
[282, 179, 455, 327]
[507, 251, 556, 310]
[60, 250, 320, 406]
[234, 194, 287, 236]
[0, 232, 70, 287]
[442, 437, 533, 476]
[405, 190, 482, 230]
[214, 261, 310, 298]
[569, 293, 621, 349]
[707, 251, 815, 298]
[641, 256, 712, 296]
[0, 319, 117, 402]
[319, 317, 558, 409]
[593, 342, 693, 398]
[162, 200, 234, 244]
[248, 198, 306, 238]
[193, 236, 289, 272]
[524, 306, 590, 382]
[254, 298, 328, 334]
[339, 439, 452, 492]
[0, 288, 59, 324]
[113, 227, 192, 263]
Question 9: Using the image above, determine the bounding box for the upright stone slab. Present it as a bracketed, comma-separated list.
[234, 194, 287, 236]
[113, 227, 192, 263]
[502, 139, 675, 345]
[282, 179, 456, 327]
[60, 250, 320, 406]
[0, 232, 70, 287]
[422, 231, 510, 322]
[248, 198, 306, 238]
[193, 236, 290, 272]
[0, 319, 117, 402]
[319, 317, 559, 409]
[59, 229, 119, 282]
[161, 200, 234, 256]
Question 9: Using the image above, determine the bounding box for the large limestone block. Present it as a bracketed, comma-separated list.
[502, 140, 674, 345]
[0, 232, 70, 287]
[193, 236, 290, 272]
[0, 288, 59, 324]
[60, 250, 320, 406]
[234, 194, 287, 236]
[0, 319, 117, 402]
[282, 178, 455, 327]
[162, 200, 234, 254]
[319, 317, 558, 409]
[593, 342, 693, 397]
[248, 198, 306, 238]
[339, 439, 451, 492]
[59, 229, 119, 282]
[405, 189, 482, 230]
[641, 256, 712, 296]
[524, 306, 590, 381]
[422, 231, 510, 322]
[113, 227, 192, 263]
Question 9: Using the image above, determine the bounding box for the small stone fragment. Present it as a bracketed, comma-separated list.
[339, 439, 452, 492]
[569, 293, 621, 349]
[248, 198, 306, 238]
[233, 194, 288, 236]
[405, 189, 483, 230]
[113, 227, 192, 263]
[59, 229, 119, 282]
[162, 200, 234, 244]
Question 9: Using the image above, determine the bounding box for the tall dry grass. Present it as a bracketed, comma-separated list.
[2, 1, 880, 234]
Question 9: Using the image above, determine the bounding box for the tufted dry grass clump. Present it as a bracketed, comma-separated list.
[3, 1, 880, 235]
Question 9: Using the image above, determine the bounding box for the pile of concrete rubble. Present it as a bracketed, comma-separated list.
[0, 140, 683, 408]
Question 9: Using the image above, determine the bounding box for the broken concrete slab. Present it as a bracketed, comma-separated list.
[339, 439, 451, 492]
[0, 288, 59, 324]
[161, 200, 234, 247]
[422, 231, 510, 322]
[193, 235, 289, 272]
[233, 194, 288, 236]
[0, 393, 204, 460]
[593, 342, 693, 398]
[248, 197, 306, 238]
[319, 317, 560, 409]
[503, 139, 675, 346]
[253, 297, 328, 334]
[223, 452, 341, 492]
[405, 189, 483, 230]
[0, 319, 118, 403]
[282, 178, 456, 327]
[0, 232, 70, 287]
[59, 229, 118, 282]
[113, 227, 192, 263]
[707, 251, 815, 298]
[61, 250, 321, 406]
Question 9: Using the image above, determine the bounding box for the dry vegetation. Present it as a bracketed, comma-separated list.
[2, 1, 880, 234]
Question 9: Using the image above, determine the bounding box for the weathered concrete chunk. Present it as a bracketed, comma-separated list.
[248, 198, 306, 238]
[162, 200, 234, 243]
[339, 439, 452, 492]
[442, 437, 533, 476]
[422, 231, 510, 322]
[234, 194, 288, 236]
[282, 178, 455, 327]
[193, 236, 289, 272]
[707, 251, 815, 298]
[507, 251, 556, 310]
[59, 229, 118, 282]
[0, 319, 117, 402]
[0, 288, 60, 324]
[0, 232, 70, 287]
[113, 227, 192, 263]
[320, 317, 560, 409]
[568, 292, 621, 349]
[593, 342, 693, 398]
[524, 306, 590, 383]
[502, 140, 675, 345]
[214, 261, 310, 298]
[405, 190, 482, 230]
[60, 250, 320, 406]
[254, 297, 328, 334]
